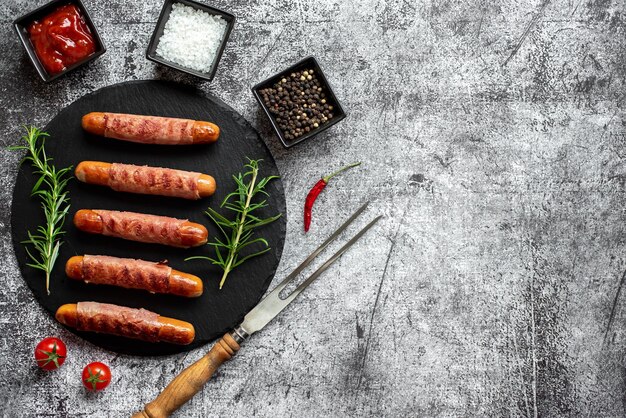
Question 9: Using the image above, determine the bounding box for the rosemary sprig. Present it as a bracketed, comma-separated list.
[186, 158, 281, 289]
[9, 127, 73, 295]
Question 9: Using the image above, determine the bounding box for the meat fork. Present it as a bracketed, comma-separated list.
[132, 202, 380, 418]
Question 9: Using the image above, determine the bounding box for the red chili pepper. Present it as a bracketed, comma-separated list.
[304, 162, 361, 232]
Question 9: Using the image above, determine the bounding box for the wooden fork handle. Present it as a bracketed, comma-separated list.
[131, 333, 240, 418]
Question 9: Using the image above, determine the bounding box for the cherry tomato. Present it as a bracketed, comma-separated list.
[34, 337, 67, 371]
[82, 362, 111, 391]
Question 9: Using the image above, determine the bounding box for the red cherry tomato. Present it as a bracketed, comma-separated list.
[82, 362, 111, 391]
[34, 337, 67, 371]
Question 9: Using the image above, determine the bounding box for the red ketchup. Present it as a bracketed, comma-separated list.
[27, 4, 96, 75]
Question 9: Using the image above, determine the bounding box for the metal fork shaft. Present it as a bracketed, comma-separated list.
[283, 215, 382, 304]
[239, 210, 381, 335]
[270, 202, 369, 297]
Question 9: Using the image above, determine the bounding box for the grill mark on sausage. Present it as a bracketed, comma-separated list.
[92, 210, 189, 247]
[108, 163, 201, 199]
[81, 255, 172, 293]
[76, 302, 161, 342]
[103, 113, 194, 144]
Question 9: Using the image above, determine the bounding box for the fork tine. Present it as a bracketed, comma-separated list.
[239, 206, 378, 335]
[283, 215, 382, 304]
[270, 201, 369, 296]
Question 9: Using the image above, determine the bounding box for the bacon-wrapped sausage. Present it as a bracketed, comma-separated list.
[73, 209, 208, 248]
[82, 112, 219, 145]
[75, 161, 216, 199]
[55, 302, 195, 345]
[66, 255, 203, 297]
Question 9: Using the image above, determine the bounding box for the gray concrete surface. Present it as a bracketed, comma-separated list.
[1, 0, 625, 416]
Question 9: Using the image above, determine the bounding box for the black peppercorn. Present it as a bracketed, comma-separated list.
[260, 67, 336, 141]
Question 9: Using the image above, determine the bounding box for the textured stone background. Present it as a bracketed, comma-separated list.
[1, 0, 625, 417]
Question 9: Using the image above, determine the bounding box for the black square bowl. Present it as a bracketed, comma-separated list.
[147, 0, 235, 81]
[252, 56, 346, 148]
[13, 0, 106, 82]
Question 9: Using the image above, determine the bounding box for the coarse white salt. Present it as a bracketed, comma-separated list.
[155, 2, 228, 74]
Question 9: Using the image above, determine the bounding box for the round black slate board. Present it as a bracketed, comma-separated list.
[10, 80, 286, 356]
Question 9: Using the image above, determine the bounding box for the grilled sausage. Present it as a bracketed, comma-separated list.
[56, 302, 195, 345]
[66, 255, 203, 297]
[73, 209, 208, 248]
[75, 161, 216, 199]
[82, 112, 219, 144]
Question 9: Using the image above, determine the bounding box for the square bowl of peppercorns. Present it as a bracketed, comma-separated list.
[252, 56, 346, 148]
